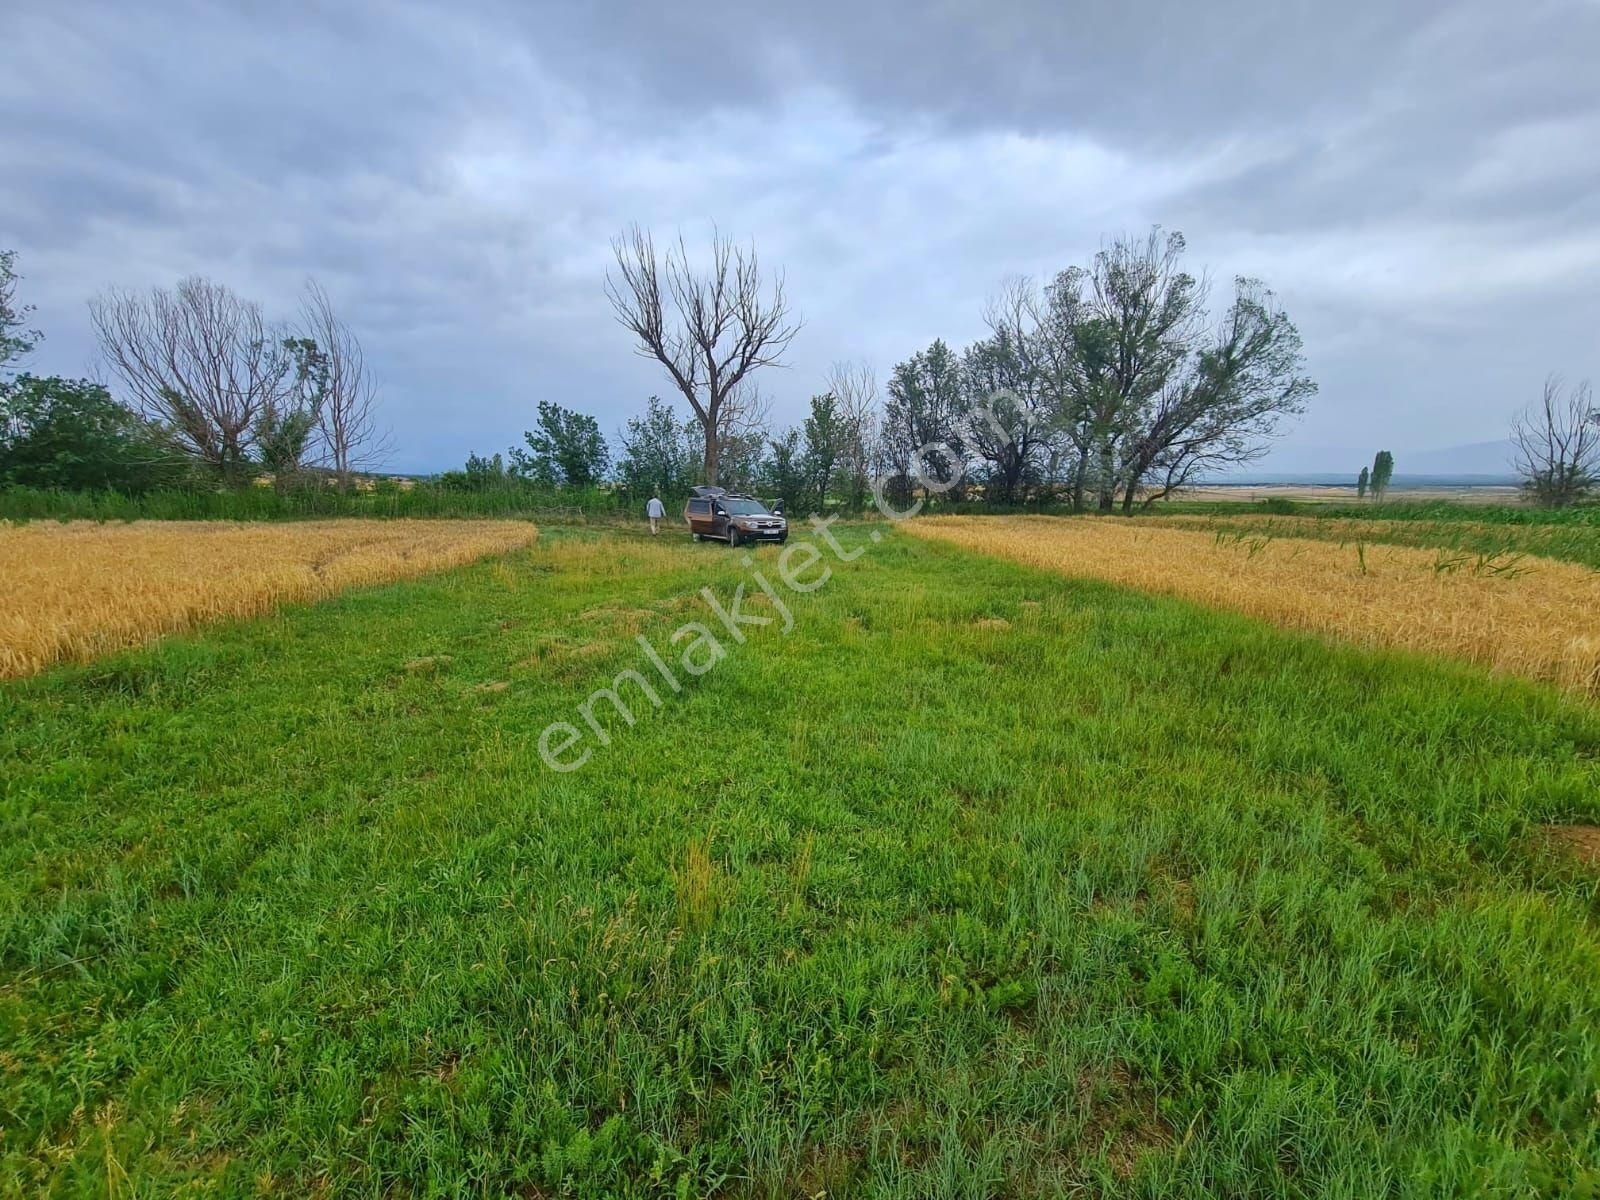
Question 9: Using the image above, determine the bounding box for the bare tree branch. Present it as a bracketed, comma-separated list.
[299, 279, 391, 489]
[89, 277, 292, 485]
[826, 360, 882, 511]
[1512, 375, 1598, 507]
[606, 225, 800, 484]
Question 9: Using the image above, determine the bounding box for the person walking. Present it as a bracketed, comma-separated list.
[646, 494, 666, 535]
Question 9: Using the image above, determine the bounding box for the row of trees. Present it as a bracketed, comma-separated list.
[1356, 450, 1394, 500]
[1, 251, 388, 493]
[606, 227, 1319, 512]
[601, 225, 1597, 512]
[448, 375, 880, 516]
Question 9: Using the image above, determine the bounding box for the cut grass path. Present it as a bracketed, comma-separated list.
[2, 524, 1598, 1197]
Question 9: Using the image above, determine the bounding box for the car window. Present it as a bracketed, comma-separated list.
[688, 499, 709, 514]
[723, 499, 771, 516]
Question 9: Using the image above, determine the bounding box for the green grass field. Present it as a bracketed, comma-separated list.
[4, 524, 1599, 1197]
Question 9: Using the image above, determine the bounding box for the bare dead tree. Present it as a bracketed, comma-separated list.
[298, 279, 390, 489]
[1512, 375, 1598, 507]
[606, 225, 800, 485]
[826, 360, 881, 512]
[90, 277, 292, 485]
[718, 378, 771, 445]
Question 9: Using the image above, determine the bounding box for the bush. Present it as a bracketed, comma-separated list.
[0, 375, 189, 492]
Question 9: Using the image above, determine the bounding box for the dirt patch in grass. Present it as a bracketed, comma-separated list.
[403, 655, 454, 673]
[518, 637, 613, 669]
[787, 1141, 866, 1197]
[577, 605, 659, 634]
[1079, 1062, 1173, 1180]
[1544, 824, 1600, 867]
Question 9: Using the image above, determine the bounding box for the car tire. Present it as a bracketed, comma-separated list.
[728, 528, 741, 548]
[778, 535, 788, 545]
[693, 533, 703, 542]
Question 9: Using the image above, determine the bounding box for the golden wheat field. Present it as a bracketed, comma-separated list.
[1144, 513, 1564, 546]
[0, 519, 539, 678]
[907, 515, 1600, 695]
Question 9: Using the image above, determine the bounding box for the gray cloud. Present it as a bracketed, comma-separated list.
[2, 0, 1596, 471]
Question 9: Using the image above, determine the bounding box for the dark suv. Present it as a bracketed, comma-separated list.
[684, 486, 788, 546]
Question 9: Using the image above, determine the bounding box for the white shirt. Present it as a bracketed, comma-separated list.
[646, 498, 666, 518]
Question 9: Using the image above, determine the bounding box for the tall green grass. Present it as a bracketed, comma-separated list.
[2, 526, 1597, 1195]
[0, 483, 624, 522]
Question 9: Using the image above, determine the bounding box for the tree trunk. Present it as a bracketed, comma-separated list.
[1095, 436, 1116, 511]
[701, 417, 719, 486]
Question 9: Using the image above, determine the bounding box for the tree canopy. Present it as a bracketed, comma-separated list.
[512, 401, 610, 488]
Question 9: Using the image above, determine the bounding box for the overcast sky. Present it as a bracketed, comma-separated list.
[4, 0, 1597, 473]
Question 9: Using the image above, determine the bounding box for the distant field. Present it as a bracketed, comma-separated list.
[3, 523, 1598, 1195]
[1143, 511, 1600, 572]
[909, 515, 1600, 696]
[1177, 484, 1522, 505]
[0, 518, 538, 677]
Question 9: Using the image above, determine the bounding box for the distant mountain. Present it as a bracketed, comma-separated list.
[1399, 440, 1517, 476]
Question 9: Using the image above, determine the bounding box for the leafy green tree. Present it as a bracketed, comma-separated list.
[1370, 450, 1394, 500]
[1, 250, 42, 375]
[984, 232, 1313, 513]
[1357, 465, 1369, 499]
[253, 337, 327, 491]
[616, 396, 698, 500]
[511, 401, 610, 487]
[760, 428, 808, 516]
[436, 452, 511, 492]
[957, 323, 1054, 504]
[800, 392, 847, 512]
[885, 339, 965, 498]
[0, 374, 183, 491]
[1111, 282, 1313, 512]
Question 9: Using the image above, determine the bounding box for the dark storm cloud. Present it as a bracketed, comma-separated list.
[2, 0, 1597, 470]
[523, 1, 1439, 142]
